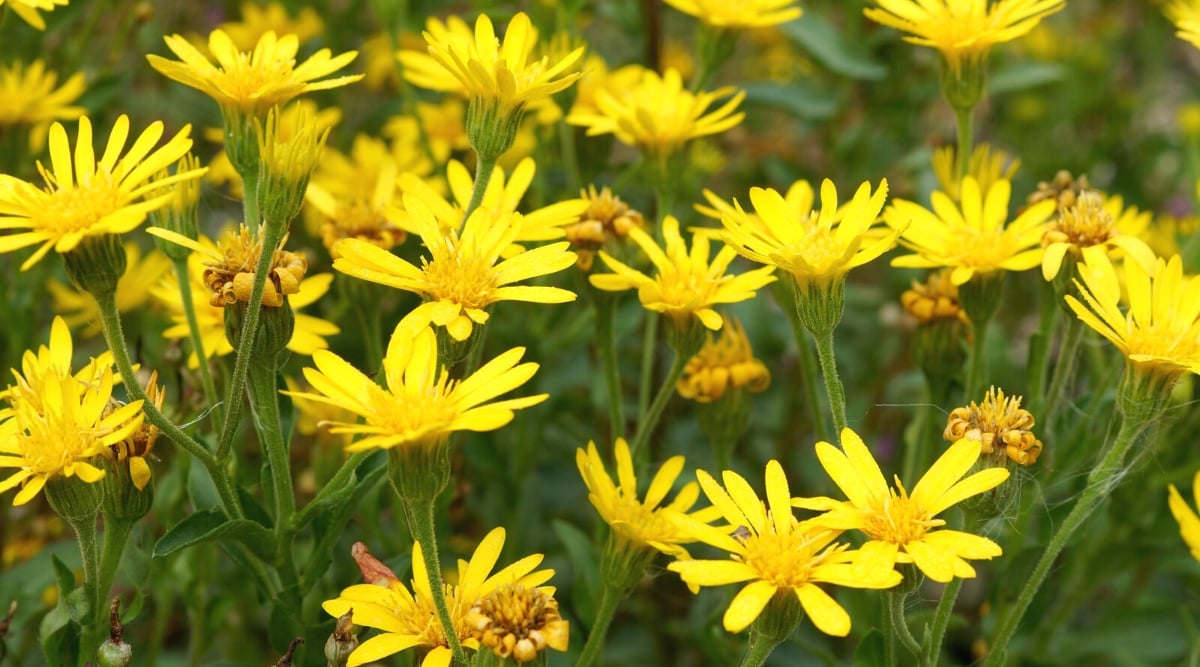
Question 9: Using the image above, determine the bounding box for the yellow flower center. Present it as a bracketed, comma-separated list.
[203, 227, 307, 307]
[738, 521, 830, 589]
[1124, 322, 1200, 367]
[1042, 193, 1114, 248]
[608, 495, 684, 546]
[420, 238, 499, 311]
[944, 386, 1042, 465]
[321, 202, 404, 253]
[782, 222, 843, 275]
[862, 484, 942, 546]
[218, 54, 299, 100]
[393, 584, 472, 650]
[366, 383, 459, 443]
[37, 171, 120, 233]
[467, 585, 568, 664]
[947, 226, 1019, 272]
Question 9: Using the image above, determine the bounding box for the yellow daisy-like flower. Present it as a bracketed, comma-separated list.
[864, 0, 1066, 73]
[401, 12, 583, 118]
[677, 316, 771, 402]
[665, 0, 802, 29]
[717, 178, 899, 289]
[305, 136, 408, 257]
[466, 584, 569, 664]
[1168, 471, 1200, 563]
[1168, 0, 1200, 49]
[567, 66, 745, 157]
[931, 143, 1019, 202]
[1065, 252, 1200, 378]
[900, 269, 966, 324]
[408, 98, 471, 163]
[0, 317, 144, 506]
[801, 428, 1010, 583]
[886, 176, 1057, 285]
[1040, 191, 1157, 282]
[333, 193, 577, 342]
[589, 215, 777, 331]
[0, 60, 86, 149]
[219, 1, 324, 51]
[669, 460, 902, 635]
[146, 29, 363, 117]
[48, 242, 172, 338]
[284, 317, 547, 453]
[576, 437, 714, 561]
[1, 0, 68, 30]
[323, 528, 554, 667]
[0, 114, 203, 271]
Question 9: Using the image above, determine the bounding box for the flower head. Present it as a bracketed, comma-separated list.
[944, 386, 1042, 466]
[1040, 191, 1157, 282]
[285, 317, 546, 453]
[219, 1, 324, 51]
[801, 428, 1010, 582]
[589, 215, 776, 331]
[669, 460, 901, 635]
[332, 193, 577, 342]
[565, 185, 645, 271]
[146, 29, 362, 117]
[931, 143, 1019, 202]
[665, 0, 802, 28]
[0, 60, 85, 148]
[677, 316, 770, 402]
[466, 585, 569, 664]
[864, 0, 1065, 73]
[567, 66, 745, 157]
[0, 115, 203, 271]
[901, 269, 966, 324]
[1168, 471, 1200, 563]
[200, 226, 307, 308]
[0, 317, 144, 506]
[886, 176, 1057, 285]
[1065, 252, 1200, 379]
[2, 0, 69, 30]
[323, 528, 554, 667]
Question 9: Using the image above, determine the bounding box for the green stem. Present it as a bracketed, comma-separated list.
[737, 626, 784, 667]
[888, 589, 922, 662]
[406, 498, 471, 666]
[954, 106, 974, 181]
[67, 514, 101, 665]
[242, 169, 261, 235]
[559, 118, 581, 195]
[291, 451, 371, 530]
[982, 394, 1157, 666]
[94, 290, 244, 519]
[575, 584, 624, 667]
[355, 300, 384, 372]
[1026, 281, 1058, 418]
[246, 363, 295, 551]
[172, 258, 222, 426]
[464, 153, 499, 222]
[595, 293, 625, 440]
[629, 346, 688, 461]
[215, 222, 286, 463]
[1042, 312, 1085, 423]
[964, 315, 990, 401]
[777, 283, 830, 444]
[922, 578, 963, 667]
[811, 326, 848, 436]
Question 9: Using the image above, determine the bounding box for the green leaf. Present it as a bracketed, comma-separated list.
[50, 553, 75, 599]
[781, 12, 887, 81]
[153, 508, 275, 560]
[740, 81, 840, 120]
[988, 62, 1067, 96]
[38, 604, 79, 667]
[552, 520, 600, 627]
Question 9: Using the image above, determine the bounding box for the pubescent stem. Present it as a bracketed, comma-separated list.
[574, 582, 624, 667]
[922, 577, 964, 667]
[171, 258, 222, 427]
[463, 152, 499, 222]
[96, 516, 135, 629]
[1041, 311, 1085, 422]
[291, 451, 371, 530]
[636, 312, 659, 422]
[215, 221, 286, 463]
[67, 514, 101, 665]
[1025, 280, 1059, 418]
[246, 362, 296, 555]
[811, 325, 848, 437]
[594, 293, 625, 440]
[628, 346, 688, 463]
[775, 282, 830, 444]
[406, 497, 471, 666]
[242, 169, 261, 235]
[888, 589, 922, 662]
[94, 289, 244, 519]
[737, 626, 785, 667]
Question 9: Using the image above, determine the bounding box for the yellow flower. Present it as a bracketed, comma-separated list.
[323, 528, 554, 667]
[0, 317, 144, 506]
[1040, 191, 1157, 282]
[931, 143, 1019, 201]
[900, 269, 967, 324]
[1168, 471, 1200, 562]
[408, 98, 471, 163]
[284, 376, 357, 449]
[1138, 211, 1200, 259]
[1, 0, 68, 30]
[864, 0, 1065, 73]
[332, 194, 577, 342]
[0, 60, 86, 151]
[576, 437, 714, 560]
[669, 460, 902, 635]
[1168, 0, 1200, 48]
[677, 316, 770, 402]
[306, 135, 409, 256]
[284, 317, 547, 452]
[567, 66, 745, 157]
[801, 428, 1010, 583]
[665, 0, 802, 28]
[564, 185, 646, 271]
[219, 1, 324, 51]
[1065, 252, 1200, 378]
[886, 176, 1057, 285]
[396, 157, 588, 251]
[466, 585, 569, 664]
[944, 386, 1042, 466]
[717, 179, 899, 289]
[589, 215, 776, 331]
[0, 115, 203, 271]
[48, 242, 172, 338]
[401, 12, 583, 117]
[146, 29, 363, 117]
[105, 372, 165, 491]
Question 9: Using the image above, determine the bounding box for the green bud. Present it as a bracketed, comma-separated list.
[224, 298, 295, 369]
[387, 441, 451, 506]
[100, 456, 154, 522]
[466, 97, 524, 161]
[44, 475, 105, 523]
[62, 234, 127, 298]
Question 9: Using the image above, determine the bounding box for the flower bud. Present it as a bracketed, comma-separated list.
[62, 234, 127, 298]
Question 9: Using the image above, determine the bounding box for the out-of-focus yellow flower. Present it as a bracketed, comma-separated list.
[1, 0, 69, 30]
[284, 376, 357, 449]
[1065, 252, 1200, 379]
[219, 1, 324, 51]
[1139, 212, 1200, 259]
[567, 66, 744, 158]
[677, 317, 771, 402]
[48, 242, 172, 338]
[407, 98, 471, 163]
[306, 135, 410, 257]
[590, 215, 776, 331]
[147, 28, 363, 117]
[1168, 0, 1200, 49]
[323, 529, 555, 667]
[901, 269, 966, 324]
[887, 176, 1057, 285]
[1168, 470, 1200, 562]
[0, 317, 144, 506]
[864, 0, 1065, 73]
[1040, 191, 1157, 282]
[666, 0, 802, 29]
[0, 115, 203, 271]
[944, 386, 1042, 466]
[931, 143, 1019, 201]
[0, 60, 85, 151]
[333, 194, 577, 341]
